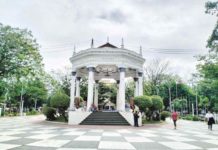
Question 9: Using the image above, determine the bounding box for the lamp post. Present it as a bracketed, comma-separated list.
[168, 86, 172, 112]
[20, 78, 25, 116]
[176, 81, 178, 98]
[195, 85, 198, 116]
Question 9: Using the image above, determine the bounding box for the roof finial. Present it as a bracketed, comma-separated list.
[73, 45, 76, 55]
[91, 38, 94, 48]
[121, 38, 124, 48]
[139, 46, 142, 55]
[107, 36, 109, 43]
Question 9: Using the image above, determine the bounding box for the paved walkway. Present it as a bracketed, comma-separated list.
[0, 115, 218, 150]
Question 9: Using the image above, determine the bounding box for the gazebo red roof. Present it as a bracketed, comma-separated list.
[98, 42, 117, 48]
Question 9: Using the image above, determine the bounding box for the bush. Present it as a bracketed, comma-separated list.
[26, 110, 38, 116]
[151, 95, 164, 111]
[42, 106, 56, 121]
[134, 96, 152, 112]
[50, 90, 70, 121]
[184, 114, 193, 120]
[160, 111, 170, 121]
[192, 115, 199, 121]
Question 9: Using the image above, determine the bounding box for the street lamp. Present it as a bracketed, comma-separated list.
[20, 78, 25, 116]
[175, 81, 178, 98]
[168, 86, 172, 112]
[195, 85, 198, 116]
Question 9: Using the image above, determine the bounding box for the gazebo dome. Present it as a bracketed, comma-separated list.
[70, 42, 145, 78]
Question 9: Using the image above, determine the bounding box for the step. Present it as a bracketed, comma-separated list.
[80, 112, 130, 125]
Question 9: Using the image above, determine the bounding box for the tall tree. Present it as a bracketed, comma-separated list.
[0, 23, 44, 79]
[144, 59, 169, 95]
[196, 1, 218, 112]
[0, 23, 47, 111]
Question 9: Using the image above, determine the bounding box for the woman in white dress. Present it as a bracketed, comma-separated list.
[205, 111, 215, 130]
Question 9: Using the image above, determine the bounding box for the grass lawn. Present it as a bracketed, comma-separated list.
[142, 119, 165, 124]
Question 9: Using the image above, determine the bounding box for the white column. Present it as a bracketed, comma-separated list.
[119, 68, 125, 111]
[138, 72, 143, 96]
[116, 80, 120, 110]
[76, 77, 81, 97]
[70, 71, 76, 110]
[94, 81, 99, 107]
[87, 67, 95, 111]
[134, 77, 139, 97]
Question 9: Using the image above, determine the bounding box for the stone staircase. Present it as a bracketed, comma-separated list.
[80, 111, 130, 125]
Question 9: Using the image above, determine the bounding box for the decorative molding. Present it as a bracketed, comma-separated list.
[70, 47, 145, 71]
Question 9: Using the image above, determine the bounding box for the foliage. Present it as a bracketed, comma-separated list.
[205, 1, 218, 16]
[160, 111, 170, 121]
[0, 23, 49, 114]
[42, 106, 56, 121]
[54, 116, 67, 123]
[134, 95, 152, 112]
[0, 23, 44, 79]
[125, 80, 134, 101]
[135, 95, 164, 121]
[98, 82, 117, 104]
[26, 110, 39, 116]
[144, 59, 169, 95]
[193, 2, 218, 113]
[80, 77, 88, 100]
[192, 115, 199, 121]
[181, 115, 200, 121]
[50, 89, 70, 121]
[150, 95, 164, 111]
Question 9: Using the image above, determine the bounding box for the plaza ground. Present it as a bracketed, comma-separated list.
[0, 115, 218, 150]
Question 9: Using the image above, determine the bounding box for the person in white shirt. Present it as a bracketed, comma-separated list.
[205, 111, 215, 130]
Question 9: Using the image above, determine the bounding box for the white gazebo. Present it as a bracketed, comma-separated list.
[68, 40, 145, 126]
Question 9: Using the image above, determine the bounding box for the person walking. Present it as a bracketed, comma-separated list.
[205, 111, 215, 130]
[171, 111, 178, 129]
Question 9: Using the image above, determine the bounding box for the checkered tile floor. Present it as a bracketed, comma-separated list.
[0, 115, 218, 150]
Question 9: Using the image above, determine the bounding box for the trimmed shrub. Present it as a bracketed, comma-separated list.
[42, 106, 56, 120]
[134, 96, 152, 112]
[192, 115, 199, 121]
[50, 90, 70, 122]
[160, 111, 170, 121]
[151, 95, 164, 111]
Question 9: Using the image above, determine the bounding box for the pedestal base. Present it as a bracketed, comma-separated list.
[119, 111, 142, 126]
[68, 111, 92, 125]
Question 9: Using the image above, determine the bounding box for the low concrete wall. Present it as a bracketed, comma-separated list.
[119, 111, 142, 126]
[68, 111, 92, 125]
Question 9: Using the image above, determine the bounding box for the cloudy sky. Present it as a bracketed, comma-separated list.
[0, 0, 216, 81]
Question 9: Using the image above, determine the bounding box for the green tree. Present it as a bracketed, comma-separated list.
[0, 23, 47, 113]
[50, 89, 70, 121]
[0, 23, 44, 79]
[195, 1, 218, 112]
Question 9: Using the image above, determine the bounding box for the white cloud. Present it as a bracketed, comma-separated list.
[0, 0, 216, 81]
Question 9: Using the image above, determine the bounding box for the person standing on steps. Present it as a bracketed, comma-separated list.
[130, 97, 140, 127]
[133, 104, 139, 127]
[205, 111, 215, 131]
[171, 111, 178, 129]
